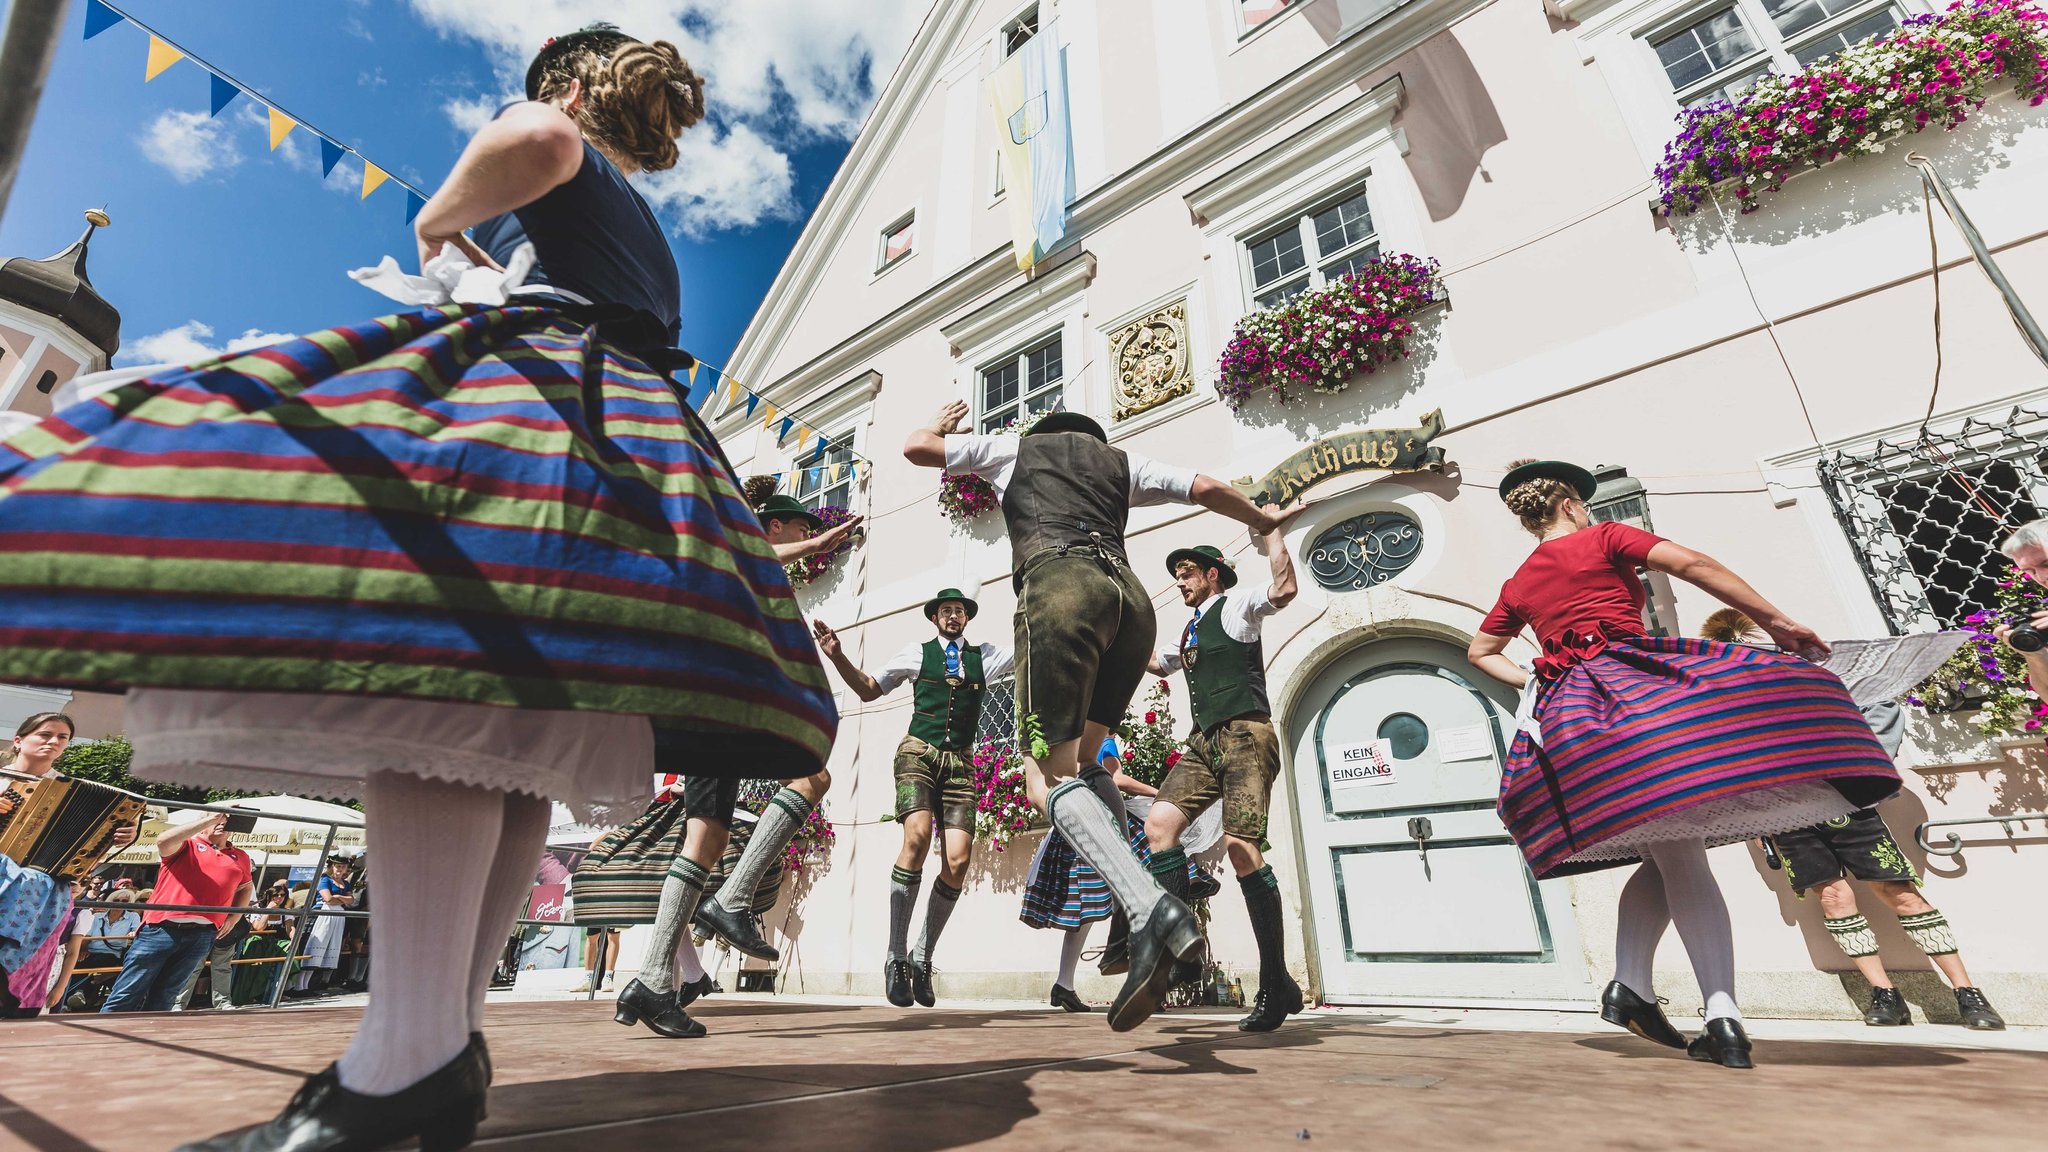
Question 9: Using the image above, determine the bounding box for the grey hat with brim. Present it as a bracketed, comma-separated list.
[1497, 460, 1598, 502]
[923, 588, 978, 620]
[1024, 411, 1107, 442]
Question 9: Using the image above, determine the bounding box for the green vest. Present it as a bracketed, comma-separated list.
[909, 640, 985, 751]
[1181, 595, 1269, 733]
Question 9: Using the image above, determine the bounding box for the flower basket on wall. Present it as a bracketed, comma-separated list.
[969, 738, 1041, 850]
[1655, 0, 2048, 218]
[1214, 254, 1443, 410]
[785, 504, 858, 586]
[1908, 567, 2048, 736]
[735, 779, 837, 877]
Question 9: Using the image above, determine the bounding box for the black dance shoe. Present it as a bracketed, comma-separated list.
[693, 900, 780, 962]
[1050, 984, 1091, 1013]
[1098, 909, 1130, 976]
[884, 957, 916, 1008]
[173, 1036, 488, 1152]
[1686, 1018, 1754, 1069]
[1599, 981, 1688, 1049]
[613, 978, 706, 1039]
[1864, 986, 1913, 1026]
[676, 974, 715, 1010]
[1238, 975, 1305, 1033]
[1108, 896, 1202, 1033]
[911, 959, 937, 1008]
[1955, 987, 2006, 1030]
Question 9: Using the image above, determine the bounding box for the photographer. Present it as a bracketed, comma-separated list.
[1995, 520, 2048, 689]
[103, 809, 253, 1012]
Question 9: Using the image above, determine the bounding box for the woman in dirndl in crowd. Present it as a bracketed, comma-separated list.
[1466, 460, 1899, 1070]
[0, 23, 834, 1152]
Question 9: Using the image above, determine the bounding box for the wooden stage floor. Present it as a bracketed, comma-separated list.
[3, 998, 2045, 1150]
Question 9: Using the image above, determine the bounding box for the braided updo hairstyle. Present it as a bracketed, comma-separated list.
[533, 35, 706, 172]
[1501, 458, 1578, 538]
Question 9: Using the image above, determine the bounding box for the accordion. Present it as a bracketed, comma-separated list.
[0, 775, 146, 881]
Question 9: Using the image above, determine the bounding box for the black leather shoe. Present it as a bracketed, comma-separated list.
[1686, 1017, 1754, 1069]
[1955, 987, 2006, 1030]
[1108, 896, 1201, 1033]
[173, 1037, 487, 1151]
[1864, 986, 1913, 1026]
[676, 974, 714, 1010]
[612, 978, 706, 1038]
[1050, 984, 1091, 1013]
[693, 899, 779, 962]
[1600, 981, 1688, 1049]
[884, 957, 915, 1008]
[1237, 976, 1304, 1033]
[1098, 909, 1130, 976]
[911, 959, 937, 1008]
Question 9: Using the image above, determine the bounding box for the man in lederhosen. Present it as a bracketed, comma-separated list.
[812, 588, 1013, 1008]
[906, 400, 1289, 1031]
[1144, 542, 1302, 1032]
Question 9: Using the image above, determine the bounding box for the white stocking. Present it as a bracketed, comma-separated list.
[1057, 923, 1091, 989]
[336, 773, 502, 1096]
[675, 934, 707, 984]
[1612, 858, 1669, 1001]
[1645, 839, 1740, 1022]
[464, 791, 551, 1034]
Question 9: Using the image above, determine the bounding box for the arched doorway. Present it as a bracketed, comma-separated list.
[1287, 636, 1590, 1004]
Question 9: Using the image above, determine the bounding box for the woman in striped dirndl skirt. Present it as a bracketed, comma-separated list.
[1467, 461, 1897, 1071]
[0, 29, 834, 1152]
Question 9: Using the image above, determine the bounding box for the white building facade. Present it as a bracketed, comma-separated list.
[700, 0, 2048, 1023]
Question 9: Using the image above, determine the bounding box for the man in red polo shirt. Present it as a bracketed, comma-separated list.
[103, 809, 253, 1013]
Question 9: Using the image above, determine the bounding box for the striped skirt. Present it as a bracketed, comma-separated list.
[1020, 809, 1203, 930]
[1502, 636, 1900, 879]
[0, 305, 836, 793]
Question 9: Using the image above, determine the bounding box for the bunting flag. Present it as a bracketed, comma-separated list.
[812, 435, 829, 459]
[267, 107, 295, 150]
[744, 392, 759, 417]
[143, 35, 182, 81]
[686, 362, 699, 389]
[827, 463, 844, 485]
[209, 73, 239, 117]
[687, 358, 878, 474]
[776, 416, 795, 444]
[83, 0, 433, 224]
[760, 403, 780, 431]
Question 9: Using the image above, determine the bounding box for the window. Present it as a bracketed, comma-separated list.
[978, 333, 1063, 432]
[1307, 511, 1423, 592]
[992, 150, 1006, 199]
[1650, 1, 1900, 107]
[1243, 185, 1379, 311]
[977, 675, 1019, 757]
[1002, 5, 1039, 57]
[795, 433, 856, 512]
[878, 213, 915, 272]
[1240, 0, 1295, 30]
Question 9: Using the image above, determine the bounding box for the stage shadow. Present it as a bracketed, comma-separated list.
[1573, 1033, 2012, 1068]
[1128, 1018, 1336, 1075]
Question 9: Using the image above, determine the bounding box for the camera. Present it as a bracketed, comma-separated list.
[2007, 614, 2046, 653]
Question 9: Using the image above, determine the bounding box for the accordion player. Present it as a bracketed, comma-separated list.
[0, 774, 145, 881]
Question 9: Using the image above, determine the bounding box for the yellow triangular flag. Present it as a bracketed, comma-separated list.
[726, 377, 745, 407]
[361, 162, 390, 199]
[687, 362, 699, 389]
[796, 425, 814, 450]
[761, 402, 779, 430]
[267, 107, 296, 150]
[827, 462, 844, 484]
[145, 36, 184, 81]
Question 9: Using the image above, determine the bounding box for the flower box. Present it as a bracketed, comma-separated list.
[1215, 254, 1443, 410]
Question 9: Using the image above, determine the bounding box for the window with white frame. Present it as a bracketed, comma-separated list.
[992, 149, 1006, 199]
[1242, 184, 1379, 311]
[1002, 5, 1039, 57]
[795, 432, 856, 512]
[1650, 0, 1902, 108]
[978, 333, 1063, 432]
[878, 213, 915, 271]
[1239, 0, 1295, 32]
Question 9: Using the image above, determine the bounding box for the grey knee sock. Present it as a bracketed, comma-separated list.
[639, 857, 708, 995]
[911, 880, 961, 964]
[715, 787, 812, 915]
[1079, 764, 1124, 815]
[888, 866, 922, 960]
[1049, 779, 1165, 932]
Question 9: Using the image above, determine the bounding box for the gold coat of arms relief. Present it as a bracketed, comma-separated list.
[1110, 301, 1192, 421]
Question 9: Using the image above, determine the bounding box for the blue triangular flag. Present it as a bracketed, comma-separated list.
[777, 416, 795, 444]
[812, 435, 828, 459]
[320, 138, 345, 177]
[806, 467, 821, 485]
[744, 393, 758, 417]
[83, 0, 123, 39]
[404, 191, 425, 225]
[209, 73, 239, 117]
[847, 463, 858, 483]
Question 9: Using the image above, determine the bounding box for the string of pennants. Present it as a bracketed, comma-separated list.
[83, 0, 432, 224]
[690, 360, 870, 494]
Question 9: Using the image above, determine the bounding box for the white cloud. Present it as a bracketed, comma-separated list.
[405, 0, 925, 233]
[137, 110, 243, 184]
[117, 322, 295, 366]
[442, 92, 516, 136]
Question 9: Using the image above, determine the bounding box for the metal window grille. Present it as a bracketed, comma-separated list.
[1307, 511, 1423, 591]
[976, 675, 1018, 757]
[1816, 404, 2048, 634]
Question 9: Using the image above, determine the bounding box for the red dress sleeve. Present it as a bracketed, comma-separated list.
[1598, 521, 1664, 566]
[1480, 590, 1524, 637]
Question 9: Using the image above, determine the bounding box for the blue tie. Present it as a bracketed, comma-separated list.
[1182, 608, 1202, 661]
[945, 641, 961, 677]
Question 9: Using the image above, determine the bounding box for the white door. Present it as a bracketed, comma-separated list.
[1289, 638, 1591, 1005]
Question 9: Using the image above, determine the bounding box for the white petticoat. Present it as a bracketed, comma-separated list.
[125, 689, 654, 826]
[1558, 781, 1854, 868]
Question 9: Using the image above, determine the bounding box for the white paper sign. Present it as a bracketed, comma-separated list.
[1327, 739, 1397, 787]
[1437, 724, 1493, 763]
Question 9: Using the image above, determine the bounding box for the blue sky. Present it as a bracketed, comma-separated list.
[0, 0, 924, 383]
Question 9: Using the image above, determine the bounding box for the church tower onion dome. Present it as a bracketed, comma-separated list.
[0, 209, 120, 358]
